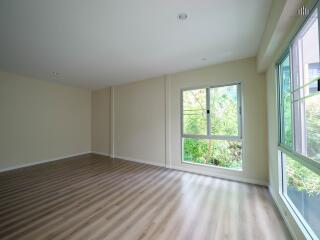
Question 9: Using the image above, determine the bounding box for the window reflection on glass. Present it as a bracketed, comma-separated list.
[183, 89, 207, 135]
[304, 95, 320, 161]
[292, 10, 320, 92]
[210, 85, 238, 136]
[292, 10, 320, 162]
[279, 55, 293, 148]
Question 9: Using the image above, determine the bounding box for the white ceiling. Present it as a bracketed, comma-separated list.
[0, 0, 271, 89]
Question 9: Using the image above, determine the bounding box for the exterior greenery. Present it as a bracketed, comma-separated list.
[183, 139, 242, 169]
[286, 155, 320, 196]
[210, 86, 238, 136]
[285, 94, 320, 196]
[305, 94, 320, 161]
[183, 89, 207, 135]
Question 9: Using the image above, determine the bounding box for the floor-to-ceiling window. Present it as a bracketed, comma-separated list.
[278, 4, 320, 239]
[181, 83, 243, 170]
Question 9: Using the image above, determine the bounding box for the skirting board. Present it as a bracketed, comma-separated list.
[107, 154, 267, 186]
[114, 155, 166, 168]
[0, 152, 91, 173]
[91, 151, 110, 157]
[93, 153, 267, 186]
[268, 186, 296, 240]
[1, 151, 267, 187]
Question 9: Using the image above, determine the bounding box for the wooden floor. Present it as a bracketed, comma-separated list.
[0, 154, 291, 240]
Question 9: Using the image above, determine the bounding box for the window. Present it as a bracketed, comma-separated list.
[182, 83, 242, 170]
[278, 5, 320, 240]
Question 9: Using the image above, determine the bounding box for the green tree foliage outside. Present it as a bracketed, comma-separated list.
[183, 139, 242, 169]
[210, 86, 238, 136]
[183, 89, 207, 135]
[286, 155, 320, 196]
[306, 94, 320, 160]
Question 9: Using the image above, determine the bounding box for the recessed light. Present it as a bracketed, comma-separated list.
[178, 13, 188, 21]
[202, 58, 207, 61]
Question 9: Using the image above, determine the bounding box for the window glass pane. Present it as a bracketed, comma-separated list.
[183, 89, 207, 135]
[291, 9, 320, 162]
[280, 55, 293, 148]
[183, 138, 242, 169]
[293, 92, 320, 163]
[210, 85, 238, 136]
[292, 10, 320, 93]
[296, 95, 320, 162]
[282, 153, 320, 238]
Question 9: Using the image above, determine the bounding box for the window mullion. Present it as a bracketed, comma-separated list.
[289, 47, 295, 153]
[206, 87, 211, 137]
[318, 5, 320, 61]
[237, 83, 242, 138]
[280, 66, 284, 145]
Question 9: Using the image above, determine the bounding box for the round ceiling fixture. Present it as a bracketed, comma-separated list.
[177, 13, 188, 21]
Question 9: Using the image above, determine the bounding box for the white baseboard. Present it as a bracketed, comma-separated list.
[91, 151, 110, 157]
[268, 186, 297, 240]
[0, 151, 91, 173]
[1, 151, 267, 187]
[114, 155, 166, 168]
[94, 153, 267, 186]
[170, 165, 268, 186]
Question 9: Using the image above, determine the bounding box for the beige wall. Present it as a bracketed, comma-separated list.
[0, 71, 91, 171]
[93, 58, 269, 184]
[112, 77, 166, 166]
[91, 88, 110, 155]
[167, 58, 269, 185]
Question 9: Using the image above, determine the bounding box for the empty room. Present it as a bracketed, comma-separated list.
[0, 0, 320, 239]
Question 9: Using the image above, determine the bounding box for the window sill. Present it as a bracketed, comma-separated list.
[181, 160, 243, 172]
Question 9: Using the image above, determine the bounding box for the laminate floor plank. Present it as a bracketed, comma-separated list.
[0, 154, 291, 240]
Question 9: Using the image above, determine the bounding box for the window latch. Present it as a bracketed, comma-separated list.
[207, 109, 210, 114]
[318, 78, 320, 92]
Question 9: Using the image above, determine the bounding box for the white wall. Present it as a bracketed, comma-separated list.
[167, 58, 269, 185]
[91, 88, 110, 155]
[113, 77, 166, 167]
[90, 57, 269, 185]
[0, 71, 91, 171]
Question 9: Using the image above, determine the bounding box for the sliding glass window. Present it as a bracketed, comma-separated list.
[277, 4, 320, 239]
[182, 83, 242, 170]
